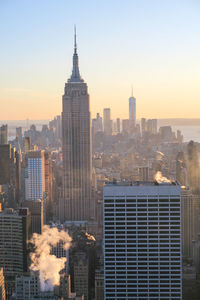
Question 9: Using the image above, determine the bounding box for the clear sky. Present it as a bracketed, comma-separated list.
[0, 0, 200, 120]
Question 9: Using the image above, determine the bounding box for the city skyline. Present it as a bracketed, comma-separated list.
[1, 0, 200, 120]
[1, 2, 200, 299]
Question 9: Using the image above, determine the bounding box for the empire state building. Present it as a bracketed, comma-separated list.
[61, 29, 93, 222]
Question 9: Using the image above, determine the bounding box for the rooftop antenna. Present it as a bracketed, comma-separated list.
[131, 85, 133, 97]
[74, 25, 77, 53]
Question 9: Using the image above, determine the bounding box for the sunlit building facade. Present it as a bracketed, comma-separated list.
[25, 150, 45, 201]
[103, 181, 182, 299]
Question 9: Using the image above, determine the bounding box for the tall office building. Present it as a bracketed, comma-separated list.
[0, 208, 31, 297]
[141, 118, 157, 136]
[103, 108, 112, 136]
[95, 269, 104, 300]
[62, 29, 93, 222]
[49, 115, 62, 140]
[103, 181, 182, 299]
[122, 119, 129, 134]
[187, 140, 200, 193]
[24, 136, 31, 153]
[44, 151, 53, 221]
[141, 118, 147, 135]
[92, 113, 103, 136]
[16, 127, 23, 147]
[25, 150, 45, 201]
[21, 199, 43, 234]
[0, 144, 21, 208]
[0, 144, 11, 185]
[15, 274, 60, 299]
[181, 187, 200, 260]
[0, 125, 8, 145]
[73, 251, 89, 300]
[15, 274, 40, 300]
[0, 268, 5, 300]
[116, 118, 120, 133]
[129, 92, 136, 131]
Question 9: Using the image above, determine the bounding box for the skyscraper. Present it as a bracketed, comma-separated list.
[0, 144, 11, 185]
[0, 125, 8, 145]
[129, 91, 136, 131]
[116, 118, 120, 133]
[103, 181, 182, 299]
[25, 150, 45, 201]
[0, 208, 31, 297]
[103, 108, 112, 135]
[92, 113, 103, 136]
[62, 29, 93, 222]
[181, 187, 200, 261]
[21, 199, 43, 234]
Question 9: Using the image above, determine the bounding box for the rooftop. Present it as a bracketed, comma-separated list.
[104, 180, 179, 187]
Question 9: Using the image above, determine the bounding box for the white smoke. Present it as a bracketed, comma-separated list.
[30, 225, 72, 292]
[154, 171, 171, 183]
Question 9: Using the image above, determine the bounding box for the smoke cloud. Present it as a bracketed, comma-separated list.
[30, 225, 72, 291]
[154, 171, 171, 183]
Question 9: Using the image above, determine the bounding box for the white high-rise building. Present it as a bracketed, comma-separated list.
[25, 150, 45, 201]
[103, 181, 182, 300]
[129, 93, 136, 130]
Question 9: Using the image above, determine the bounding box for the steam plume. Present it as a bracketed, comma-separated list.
[154, 171, 171, 183]
[30, 225, 72, 291]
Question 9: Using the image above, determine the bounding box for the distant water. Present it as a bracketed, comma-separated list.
[172, 126, 200, 143]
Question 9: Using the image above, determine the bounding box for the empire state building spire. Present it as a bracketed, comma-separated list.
[68, 26, 83, 82]
[62, 28, 93, 222]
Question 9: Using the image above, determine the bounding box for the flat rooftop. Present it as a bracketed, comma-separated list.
[104, 180, 179, 187]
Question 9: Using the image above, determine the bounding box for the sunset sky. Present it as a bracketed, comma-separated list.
[0, 0, 200, 120]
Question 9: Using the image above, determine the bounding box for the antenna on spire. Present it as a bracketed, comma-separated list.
[74, 25, 77, 53]
[131, 85, 133, 97]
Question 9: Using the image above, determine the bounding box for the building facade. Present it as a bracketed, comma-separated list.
[0, 208, 31, 297]
[73, 251, 89, 300]
[21, 199, 43, 234]
[0, 125, 8, 145]
[0, 144, 11, 185]
[0, 268, 6, 300]
[25, 150, 45, 201]
[62, 30, 93, 222]
[103, 181, 182, 299]
[95, 268, 104, 300]
[129, 95, 136, 130]
[181, 188, 200, 260]
[103, 108, 112, 136]
[92, 113, 103, 136]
